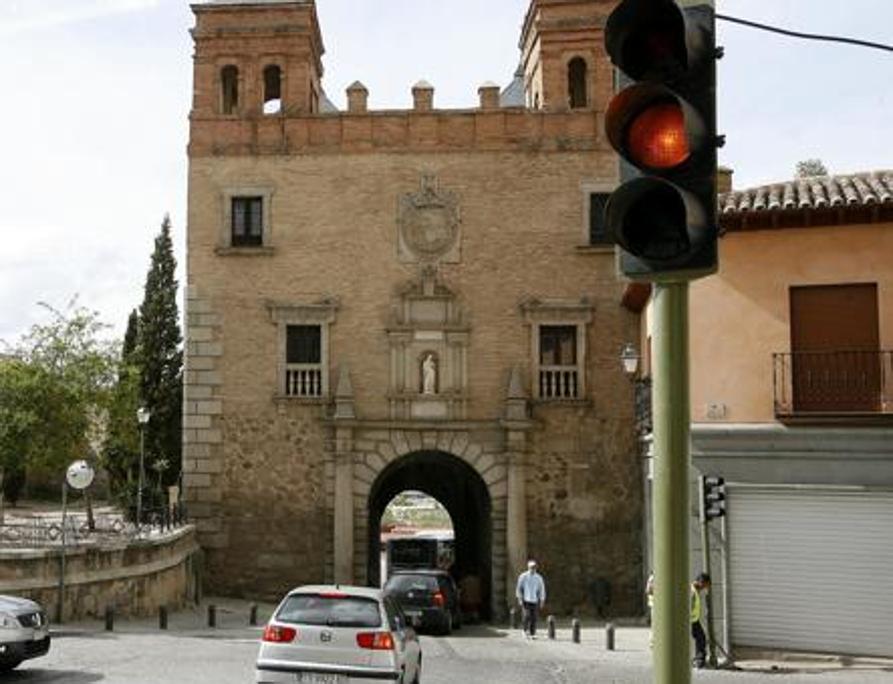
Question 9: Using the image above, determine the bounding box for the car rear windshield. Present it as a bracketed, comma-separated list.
[385, 575, 438, 592]
[276, 594, 382, 628]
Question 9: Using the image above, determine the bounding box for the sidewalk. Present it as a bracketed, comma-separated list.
[52, 596, 278, 638]
[497, 621, 893, 676]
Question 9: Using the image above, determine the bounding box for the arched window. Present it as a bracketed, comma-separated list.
[221, 65, 239, 115]
[263, 65, 282, 114]
[568, 57, 588, 109]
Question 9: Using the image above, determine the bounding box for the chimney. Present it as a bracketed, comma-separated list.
[412, 80, 434, 112]
[346, 81, 368, 113]
[478, 81, 501, 110]
[718, 166, 734, 193]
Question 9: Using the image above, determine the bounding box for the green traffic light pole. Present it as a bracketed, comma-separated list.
[651, 280, 691, 684]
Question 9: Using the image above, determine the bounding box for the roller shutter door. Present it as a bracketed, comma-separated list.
[728, 487, 893, 657]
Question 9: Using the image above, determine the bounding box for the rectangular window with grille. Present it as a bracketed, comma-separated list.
[285, 325, 322, 397]
[589, 192, 611, 245]
[231, 196, 263, 246]
[539, 325, 579, 399]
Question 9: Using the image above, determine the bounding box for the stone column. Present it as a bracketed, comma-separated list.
[333, 440, 354, 584]
[503, 367, 531, 610]
[333, 366, 356, 584]
[505, 435, 528, 609]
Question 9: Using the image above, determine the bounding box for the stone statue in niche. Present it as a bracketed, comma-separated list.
[422, 354, 437, 395]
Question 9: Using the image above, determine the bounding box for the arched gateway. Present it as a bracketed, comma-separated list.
[368, 451, 493, 619]
[331, 422, 523, 621]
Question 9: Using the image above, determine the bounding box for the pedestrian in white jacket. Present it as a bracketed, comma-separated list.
[516, 560, 546, 639]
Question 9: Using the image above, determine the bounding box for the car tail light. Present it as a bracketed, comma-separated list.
[319, 592, 348, 599]
[356, 631, 395, 650]
[432, 590, 446, 608]
[262, 625, 297, 643]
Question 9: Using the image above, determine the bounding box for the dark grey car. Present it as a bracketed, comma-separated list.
[384, 570, 462, 635]
[0, 596, 50, 671]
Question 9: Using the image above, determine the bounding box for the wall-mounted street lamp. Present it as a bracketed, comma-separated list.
[136, 406, 151, 533]
[620, 343, 641, 378]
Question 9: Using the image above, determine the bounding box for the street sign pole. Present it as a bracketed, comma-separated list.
[699, 477, 718, 667]
[651, 280, 691, 684]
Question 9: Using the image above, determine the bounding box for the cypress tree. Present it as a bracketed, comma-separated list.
[122, 309, 140, 365]
[103, 309, 141, 498]
[137, 215, 183, 500]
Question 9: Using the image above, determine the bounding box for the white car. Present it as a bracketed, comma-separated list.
[0, 596, 50, 672]
[256, 585, 422, 684]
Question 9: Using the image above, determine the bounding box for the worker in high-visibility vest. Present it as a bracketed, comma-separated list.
[645, 573, 655, 647]
[690, 573, 711, 668]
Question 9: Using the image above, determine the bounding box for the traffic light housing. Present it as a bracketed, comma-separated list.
[604, 0, 719, 281]
[702, 475, 726, 520]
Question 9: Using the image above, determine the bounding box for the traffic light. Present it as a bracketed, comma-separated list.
[702, 475, 726, 520]
[603, 0, 720, 281]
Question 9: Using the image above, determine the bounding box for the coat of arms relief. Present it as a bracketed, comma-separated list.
[397, 174, 461, 264]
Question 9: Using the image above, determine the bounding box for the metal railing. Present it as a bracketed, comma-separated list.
[539, 366, 579, 399]
[773, 350, 891, 416]
[0, 505, 189, 549]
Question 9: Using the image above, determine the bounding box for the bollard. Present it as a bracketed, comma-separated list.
[249, 603, 258, 626]
[547, 615, 556, 640]
[572, 618, 581, 644]
[208, 604, 217, 628]
[159, 606, 168, 630]
[606, 622, 615, 651]
[509, 607, 519, 630]
[104, 606, 114, 632]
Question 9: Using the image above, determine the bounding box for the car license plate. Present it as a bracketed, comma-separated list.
[404, 610, 421, 617]
[296, 674, 345, 684]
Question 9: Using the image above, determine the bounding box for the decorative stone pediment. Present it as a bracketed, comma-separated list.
[397, 174, 461, 264]
[386, 269, 469, 420]
[520, 296, 593, 324]
[265, 296, 339, 324]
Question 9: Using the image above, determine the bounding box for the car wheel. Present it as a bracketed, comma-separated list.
[0, 659, 22, 672]
[442, 611, 453, 636]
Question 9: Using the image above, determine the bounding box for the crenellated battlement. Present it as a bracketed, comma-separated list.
[188, 105, 606, 157]
[189, 0, 616, 157]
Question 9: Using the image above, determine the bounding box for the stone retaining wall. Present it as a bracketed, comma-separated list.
[0, 527, 200, 621]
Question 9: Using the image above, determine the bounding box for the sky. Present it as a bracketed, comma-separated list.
[1, 0, 891, 345]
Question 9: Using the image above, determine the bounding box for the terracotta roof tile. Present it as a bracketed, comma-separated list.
[719, 170, 893, 216]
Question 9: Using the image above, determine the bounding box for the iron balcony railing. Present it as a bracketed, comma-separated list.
[773, 350, 892, 416]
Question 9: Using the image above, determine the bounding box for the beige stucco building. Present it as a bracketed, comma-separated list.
[183, 0, 644, 619]
[629, 168, 893, 658]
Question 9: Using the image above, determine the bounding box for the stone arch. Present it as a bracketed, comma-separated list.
[567, 56, 588, 109]
[220, 64, 239, 115]
[350, 429, 508, 620]
[263, 64, 282, 114]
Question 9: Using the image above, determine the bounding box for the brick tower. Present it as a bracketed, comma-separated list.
[520, 0, 614, 111]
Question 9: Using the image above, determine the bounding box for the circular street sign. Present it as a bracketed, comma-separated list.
[66, 460, 95, 490]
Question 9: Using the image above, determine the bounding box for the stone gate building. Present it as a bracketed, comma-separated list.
[183, 0, 642, 618]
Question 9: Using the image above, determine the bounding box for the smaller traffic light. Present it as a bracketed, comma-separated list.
[702, 475, 726, 520]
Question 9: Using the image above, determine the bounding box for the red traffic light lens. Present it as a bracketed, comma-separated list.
[626, 102, 689, 170]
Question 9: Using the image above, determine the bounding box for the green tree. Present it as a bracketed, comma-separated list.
[102, 309, 141, 501]
[0, 302, 117, 520]
[137, 216, 183, 502]
[795, 159, 829, 178]
[0, 359, 48, 510]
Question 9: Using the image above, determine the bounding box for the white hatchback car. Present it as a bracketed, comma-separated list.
[255, 585, 422, 684]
